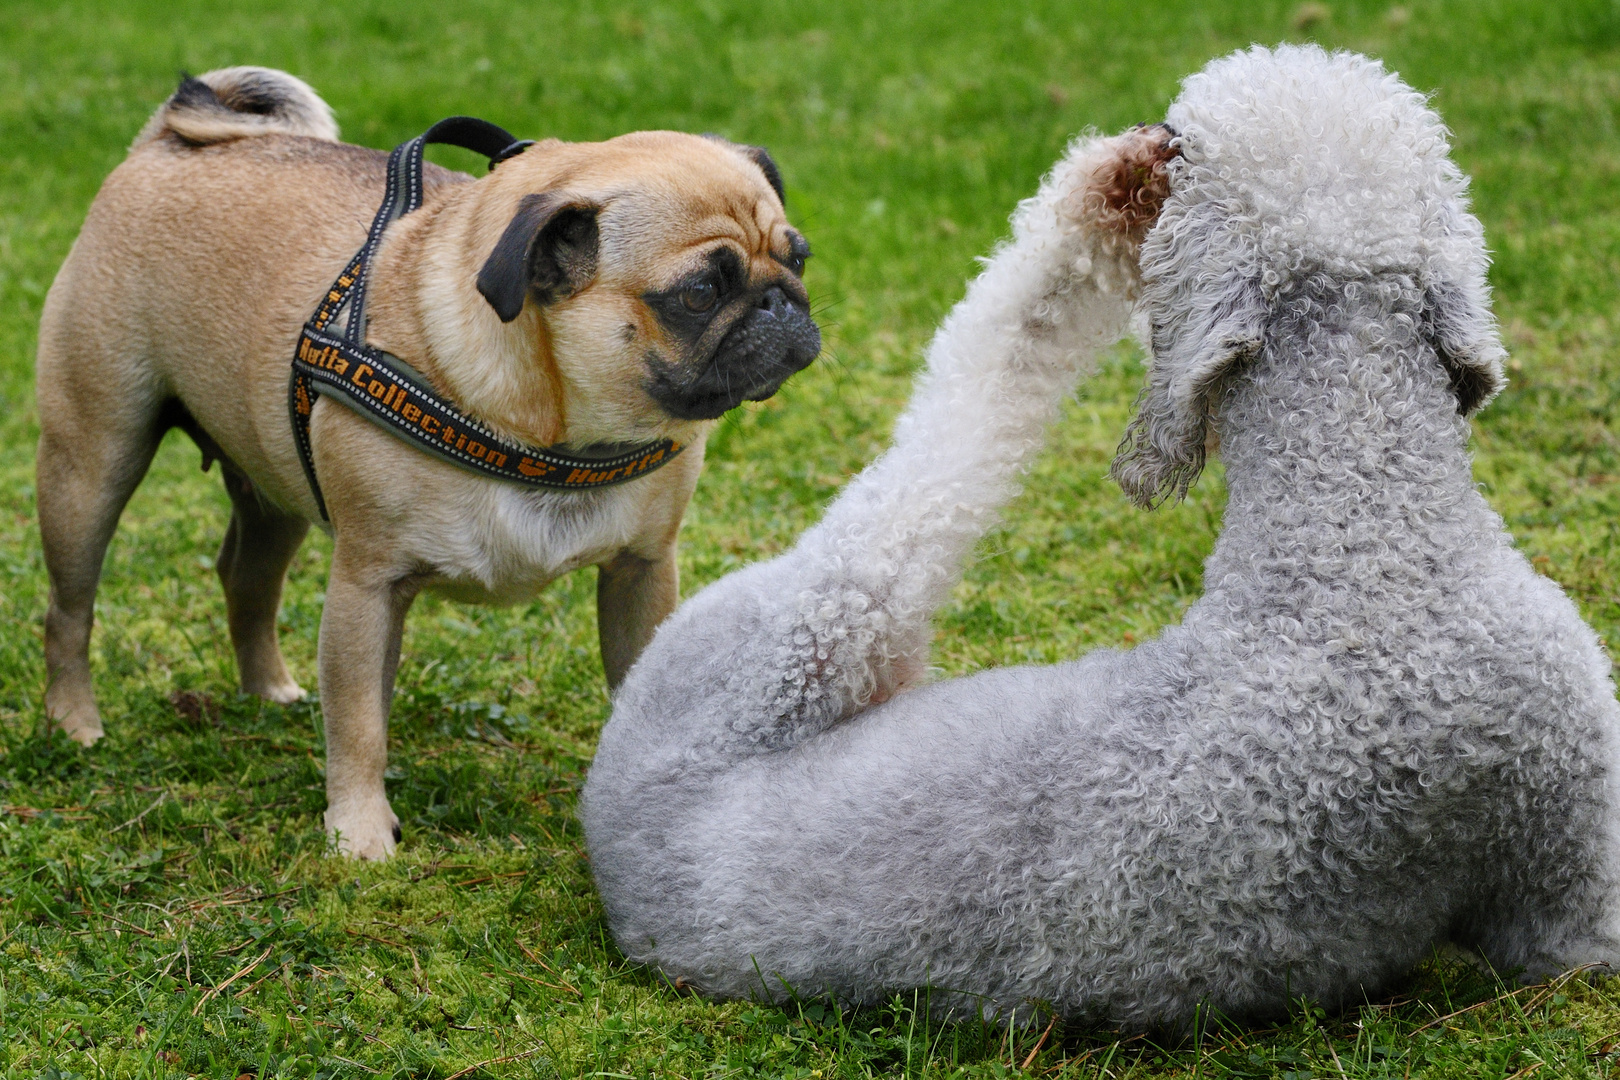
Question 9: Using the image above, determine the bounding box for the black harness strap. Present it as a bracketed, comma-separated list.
[290, 116, 683, 521]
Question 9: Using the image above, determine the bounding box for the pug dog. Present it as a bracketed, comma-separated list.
[35, 67, 820, 859]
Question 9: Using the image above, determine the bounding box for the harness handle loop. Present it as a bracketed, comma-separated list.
[420, 115, 532, 166]
[344, 118, 531, 342]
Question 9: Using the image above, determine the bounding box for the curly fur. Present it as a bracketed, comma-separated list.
[581, 46, 1620, 1031]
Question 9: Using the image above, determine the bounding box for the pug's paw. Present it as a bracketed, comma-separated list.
[326, 799, 402, 860]
[47, 685, 105, 746]
[254, 675, 306, 705]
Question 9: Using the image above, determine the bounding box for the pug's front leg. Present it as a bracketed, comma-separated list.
[319, 552, 418, 860]
[597, 546, 680, 692]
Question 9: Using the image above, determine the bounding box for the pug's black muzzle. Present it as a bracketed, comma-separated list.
[646, 287, 821, 420]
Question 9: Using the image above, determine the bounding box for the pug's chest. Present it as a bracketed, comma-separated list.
[419, 485, 655, 605]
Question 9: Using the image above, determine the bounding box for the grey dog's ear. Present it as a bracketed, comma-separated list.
[477, 193, 601, 323]
[1416, 191, 1508, 415]
[1111, 273, 1267, 509]
[1422, 279, 1507, 415]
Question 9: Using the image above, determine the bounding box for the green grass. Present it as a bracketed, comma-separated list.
[3, 0, 1620, 1075]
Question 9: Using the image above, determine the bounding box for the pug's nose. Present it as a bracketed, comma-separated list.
[758, 286, 791, 317]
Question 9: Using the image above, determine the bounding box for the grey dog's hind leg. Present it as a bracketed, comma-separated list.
[37, 392, 169, 744]
[216, 461, 309, 704]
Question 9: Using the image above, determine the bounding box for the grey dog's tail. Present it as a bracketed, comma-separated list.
[133, 67, 339, 148]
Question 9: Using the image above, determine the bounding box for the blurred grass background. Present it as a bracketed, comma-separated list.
[2, 0, 1620, 1076]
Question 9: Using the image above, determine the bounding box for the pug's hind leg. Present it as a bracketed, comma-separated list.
[217, 462, 310, 703]
[37, 392, 166, 746]
[318, 552, 417, 860]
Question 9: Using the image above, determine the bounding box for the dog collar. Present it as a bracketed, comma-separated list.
[289, 116, 684, 522]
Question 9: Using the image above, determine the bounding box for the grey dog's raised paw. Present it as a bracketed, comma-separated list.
[1074, 123, 1178, 242]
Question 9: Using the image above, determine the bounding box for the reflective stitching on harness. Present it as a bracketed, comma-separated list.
[288, 117, 684, 522]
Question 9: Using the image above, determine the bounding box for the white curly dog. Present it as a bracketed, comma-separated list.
[582, 45, 1620, 1029]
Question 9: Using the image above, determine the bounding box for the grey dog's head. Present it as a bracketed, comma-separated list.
[1112, 44, 1507, 508]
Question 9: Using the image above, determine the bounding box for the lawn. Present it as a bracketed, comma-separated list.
[3, 0, 1620, 1076]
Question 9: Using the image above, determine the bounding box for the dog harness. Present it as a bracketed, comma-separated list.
[290, 116, 684, 521]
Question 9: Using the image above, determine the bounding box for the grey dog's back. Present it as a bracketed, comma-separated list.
[595, 517, 1610, 1024]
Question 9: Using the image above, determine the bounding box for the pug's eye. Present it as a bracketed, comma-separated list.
[776, 234, 811, 277]
[680, 279, 719, 313]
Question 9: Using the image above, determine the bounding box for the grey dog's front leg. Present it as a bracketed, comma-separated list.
[319, 551, 418, 859]
[597, 129, 1174, 762]
[596, 548, 679, 692]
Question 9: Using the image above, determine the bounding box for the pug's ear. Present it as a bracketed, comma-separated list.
[738, 145, 785, 204]
[477, 193, 601, 323]
[702, 134, 785, 204]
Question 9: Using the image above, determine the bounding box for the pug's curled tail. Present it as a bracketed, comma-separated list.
[133, 67, 339, 148]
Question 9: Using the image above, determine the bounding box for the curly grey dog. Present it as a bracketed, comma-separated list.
[582, 45, 1620, 1030]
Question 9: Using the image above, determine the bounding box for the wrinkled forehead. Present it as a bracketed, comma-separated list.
[574, 133, 792, 271]
[487, 131, 799, 289]
[600, 178, 791, 273]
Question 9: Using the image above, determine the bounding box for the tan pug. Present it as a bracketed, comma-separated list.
[35, 67, 820, 859]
